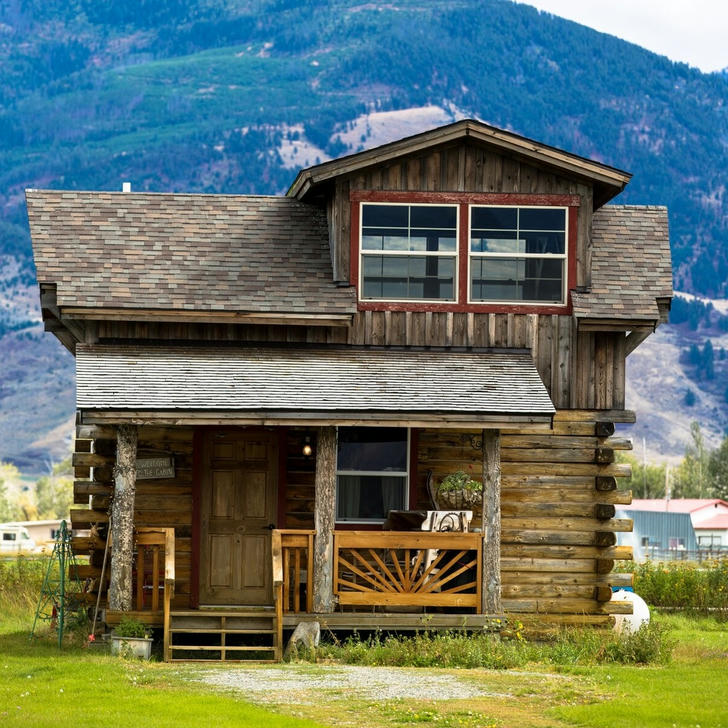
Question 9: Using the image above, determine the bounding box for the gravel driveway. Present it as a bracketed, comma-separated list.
[196, 665, 511, 704]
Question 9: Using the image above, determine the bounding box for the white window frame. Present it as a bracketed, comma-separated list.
[359, 202, 459, 304]
[335, 427, 410, 525]
[467, 204, 569, 306]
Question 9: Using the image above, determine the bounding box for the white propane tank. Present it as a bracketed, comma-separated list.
[611, 589, 650, 633]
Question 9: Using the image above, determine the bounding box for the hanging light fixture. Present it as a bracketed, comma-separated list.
[302, 435, 313, 458]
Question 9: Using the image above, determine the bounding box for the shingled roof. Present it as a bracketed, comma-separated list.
[572, 205, 673, 321]
[26, 190, 356, 316]
[75, 344, 555, 422]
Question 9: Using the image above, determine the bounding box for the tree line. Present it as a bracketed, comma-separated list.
[0, 457, 72, 523]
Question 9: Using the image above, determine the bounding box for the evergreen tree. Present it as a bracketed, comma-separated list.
[702, 339, 715, 380]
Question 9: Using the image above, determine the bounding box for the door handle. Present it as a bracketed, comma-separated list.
[264, 523, 276, 530]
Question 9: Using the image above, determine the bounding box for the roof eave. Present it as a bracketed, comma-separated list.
[287, 119, 632, 201]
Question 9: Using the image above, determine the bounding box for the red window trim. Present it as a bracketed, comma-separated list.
[350, 190, 579, 315]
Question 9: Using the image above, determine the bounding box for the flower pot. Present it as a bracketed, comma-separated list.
[110, 633, 153, 659]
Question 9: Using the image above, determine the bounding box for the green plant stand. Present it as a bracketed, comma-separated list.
[30, 520, 83, 648]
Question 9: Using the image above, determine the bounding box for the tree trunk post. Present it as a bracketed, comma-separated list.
[481, 429, 501, 614]
[108, 424, 138, 612]
[312, 426, 336, 613]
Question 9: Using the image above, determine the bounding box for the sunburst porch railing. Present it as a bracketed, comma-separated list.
[333, 531, 483, 610]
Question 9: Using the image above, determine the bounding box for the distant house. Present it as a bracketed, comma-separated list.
[26, 119, 673, 661]
[627, 499, 728, 550]
[615, 509, 698, 561]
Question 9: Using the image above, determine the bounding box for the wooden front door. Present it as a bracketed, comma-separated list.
[199, 430, 278, 605]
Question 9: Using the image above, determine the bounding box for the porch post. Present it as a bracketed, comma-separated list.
[108, 424, 138, 611]
[481, 429, 501, 614]
[312, 426, 336, 613]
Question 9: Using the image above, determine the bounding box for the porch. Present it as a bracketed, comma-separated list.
[104, 525, 501, 662]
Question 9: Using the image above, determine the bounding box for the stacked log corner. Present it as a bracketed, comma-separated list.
[418, 410, 634, 627]
[71, 423, 194, 612]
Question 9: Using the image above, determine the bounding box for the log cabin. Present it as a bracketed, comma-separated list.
[26, 119, 673, 661]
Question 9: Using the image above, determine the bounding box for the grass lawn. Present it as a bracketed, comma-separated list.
[0, 614, 321, 728]
[0, 609, 726, 728]
[553, 615, 728, 728]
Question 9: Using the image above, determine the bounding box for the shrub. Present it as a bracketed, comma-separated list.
[114, 618, 149, 638]
[317, 621, 674, 668]
[0, 556, 47, 609]
[319, 629, 527, 669]
[630, 559, 728, 611]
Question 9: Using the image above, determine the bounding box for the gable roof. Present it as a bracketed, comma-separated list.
[288, 118, 632, 207]
[572, 205, 673, 322]
[26, 190, 356, 317]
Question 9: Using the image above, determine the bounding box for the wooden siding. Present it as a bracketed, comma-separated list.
[329, 140, 594, 289]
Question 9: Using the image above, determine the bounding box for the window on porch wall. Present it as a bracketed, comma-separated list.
[335, 427, 409, 523]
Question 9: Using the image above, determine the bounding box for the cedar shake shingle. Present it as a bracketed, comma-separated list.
[76, 344, 555, 416]
[26, 191, 356, 315]
[572, 205, 672, 320]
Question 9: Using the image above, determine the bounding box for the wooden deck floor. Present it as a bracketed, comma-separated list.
[105, 609, 503, 632]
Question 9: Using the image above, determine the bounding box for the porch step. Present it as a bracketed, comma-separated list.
[168, 609, 281, 663]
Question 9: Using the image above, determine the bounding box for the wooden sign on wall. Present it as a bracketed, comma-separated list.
[136, 456, 175, 480]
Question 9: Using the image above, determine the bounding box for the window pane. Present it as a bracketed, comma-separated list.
[471, 257, 563, 302]
[362, 255, 455, 300]
[409, 230, 457, 252]
[362, 204, 408, 227]
[336, 475, 407, 520]
[470, 230, 521, 254]
[362, 228, 409, 251]
[410, 205, 457, 229]
[521, 231, 565, 255]
[519, 208, 565, 231]
[337, 427, 408, 471]
[471, 207, 517, 230]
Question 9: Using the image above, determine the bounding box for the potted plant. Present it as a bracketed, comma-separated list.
[110, 617, 153, 659]
[435, 471, 483, 514]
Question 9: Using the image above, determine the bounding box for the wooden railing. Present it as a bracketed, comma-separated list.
[274, 530, 314, 614]
[334, 531, 483, 609]
[134, 527, 175, 661]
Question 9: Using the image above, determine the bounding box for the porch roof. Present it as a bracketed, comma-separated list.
[76, 344, 555, 427]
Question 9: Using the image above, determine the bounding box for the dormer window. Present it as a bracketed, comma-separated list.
[352, 192, 576, 312]
[360, 203, 458, 302]
[469, 206, 567, 304]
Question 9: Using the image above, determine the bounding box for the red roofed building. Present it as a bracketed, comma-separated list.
[629, 499, 728, 549]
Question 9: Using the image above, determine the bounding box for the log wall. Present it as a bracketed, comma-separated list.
[71, 424, 194, 610]
[417, 410, 633, 626]
[72, 413, 633, 624]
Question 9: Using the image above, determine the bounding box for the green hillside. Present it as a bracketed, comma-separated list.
[1, 0, 727, 293]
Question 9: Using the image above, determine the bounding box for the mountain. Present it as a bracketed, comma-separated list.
[1, 0, 727, 472]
